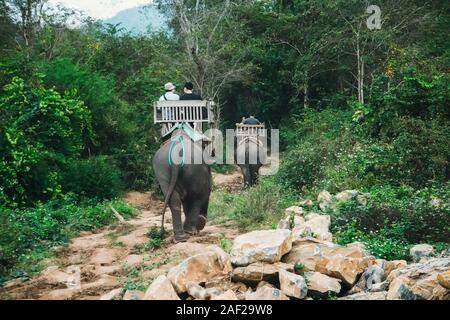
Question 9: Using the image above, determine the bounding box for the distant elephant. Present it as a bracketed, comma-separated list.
[236, 137, 267, 187]
[153, 129, 212, 242]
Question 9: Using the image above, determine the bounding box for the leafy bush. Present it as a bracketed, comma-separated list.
[61, 156, 122, 200]
[334, 222, 411, 260]
[0, 197, 136, 281]
[332, 184, 450, 260]
[348, 118, 450, 187]
[0, 77, 93, 207]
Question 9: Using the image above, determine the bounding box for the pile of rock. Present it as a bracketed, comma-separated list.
[100, 190, 449, 300]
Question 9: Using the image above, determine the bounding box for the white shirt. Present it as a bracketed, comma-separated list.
[159, 92, 180, 101]
[158, 91, 180, 121]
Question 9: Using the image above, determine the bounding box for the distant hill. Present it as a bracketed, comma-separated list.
[102, 4, 166, 35]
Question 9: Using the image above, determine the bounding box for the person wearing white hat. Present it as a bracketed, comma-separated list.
[158, 82, 180, 121]
[159, 82, 180, 101]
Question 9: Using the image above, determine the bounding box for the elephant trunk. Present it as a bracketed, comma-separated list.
[160, 163, 180, 237]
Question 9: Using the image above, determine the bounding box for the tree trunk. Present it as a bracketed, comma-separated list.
[303, 81, 309, 109]
[356, 36, 364, 105]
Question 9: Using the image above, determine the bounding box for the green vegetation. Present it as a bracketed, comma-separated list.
[0, 197, 136, 282]
[120, 265, 148, 292]
[0, 0, 449, 280]
[219, 238, 233, 254]
[209, 178, 297, 230]
[293, 262, 306, 275]
[331, 185, 450, 260]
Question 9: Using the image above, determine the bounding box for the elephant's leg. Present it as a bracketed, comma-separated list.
[195, 197, 209, 231]
[184, 200, 203, 235]
[168, 191, 188, 242]
[251, 165, 261, 186]
[239, 165, 251, 188]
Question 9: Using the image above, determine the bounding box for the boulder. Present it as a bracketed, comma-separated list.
[204, 276, 246, 293]
[317, 190, 335, 212]
[285, 206, 304, 216]
[279, 269, 308, 299]
[438, 248, 450, 258]
[123, 290, 144, 300]
[282, 240, 369, 276]
[353, 265, 385, 292]
[277, 218, 291, 230]
[186, 282, 209, 300]
[293, 216, 305, 228]
[437, 270, 450, 289]
[282, 240, 336, 272]
[339, 291, 387, 300]
[292, 214, 332, 242]
[387, 258, 450, 300]
[356, 194, 369, 206]
[211, 290, 238, 300]
[231, 262, 294, 284]
[332, 244, 370, 258]
[100, 288, 124, 300]
[245, 285, 289, 300]
[168, 242, 210, 258]
[257, 281, 274, 289]
[167, 246, 232, 293]
[304, 272, 341, 296]
[144, 275, 180, 300]
[205, 288, 224, 298]
[370, 281, 389, 293]
[335, 190, 359, 202]
[278, 215, 305, 230]
[375, 259, 407, 278]
[298, 199, 314, 208]
[410, 244, 435, 262]
[185, 282, 224, 300]
[230, 229, 292, 267]
[346, 241, 367, 251]
[323, 256, 376, 287]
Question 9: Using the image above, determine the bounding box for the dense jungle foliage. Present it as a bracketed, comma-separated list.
[0, 0, 448, 280]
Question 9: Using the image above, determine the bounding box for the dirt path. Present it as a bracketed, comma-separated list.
[1, 172, 242, 300]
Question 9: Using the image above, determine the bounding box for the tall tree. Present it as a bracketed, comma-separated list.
[155, 0, 254, 126]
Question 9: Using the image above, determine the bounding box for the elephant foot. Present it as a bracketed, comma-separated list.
[196, 215, 207, 231]
[173, 232, 189, 243]
[184, 228, 198, 236]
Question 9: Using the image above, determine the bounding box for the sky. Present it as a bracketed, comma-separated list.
[48, 0, 153, 20]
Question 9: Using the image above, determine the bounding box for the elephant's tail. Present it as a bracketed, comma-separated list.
[160, 163, 180, 237]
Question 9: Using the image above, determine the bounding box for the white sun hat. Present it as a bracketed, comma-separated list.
[164, 82, 176, 91]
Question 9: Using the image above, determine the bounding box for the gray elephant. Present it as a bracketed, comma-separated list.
[153, 129, 212, 242]
[236, 137, 267, 187]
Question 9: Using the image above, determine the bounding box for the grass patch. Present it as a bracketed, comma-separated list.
[219, 238, 233, 254]
[132, 227, 164, 254]
[209, 178, 297, 231]
[120, 265, 148, 292]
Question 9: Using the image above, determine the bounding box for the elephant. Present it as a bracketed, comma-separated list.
[236, 137, 267, 187]
[153, 129, 212, 242]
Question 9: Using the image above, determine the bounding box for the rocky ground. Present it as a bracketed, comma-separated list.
[1, 174, 449, 300]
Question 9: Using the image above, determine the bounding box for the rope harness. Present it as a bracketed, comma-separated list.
[168, 134, 186, 167]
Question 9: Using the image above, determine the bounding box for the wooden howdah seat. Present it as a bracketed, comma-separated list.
[236, 123, 266, 139]
[154, 100, 215, 138]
